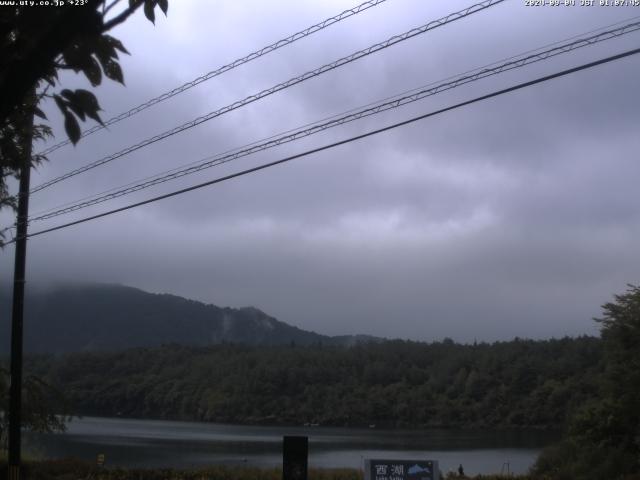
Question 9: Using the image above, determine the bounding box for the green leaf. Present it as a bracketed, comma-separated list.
[73, 89, 103, 125]
[63, 111, 81, 145]
[104, 35, 129, 55]
[53, 94, 67, 113]
[143, 0, 155, 24]
[34, 107, 47, 120]
[73, 89, 100, 113]
[82, 55, 103, 86]
[60, 90, 85, 121]
[157, 0, 168, 15]
[66, 102, 86, 122]
[61, 43, 85, 73]
[85, 109, 103, 125]
[60, 89, 74, 102]
[103, 59, 124, 84]
[93, 35, 117, 64]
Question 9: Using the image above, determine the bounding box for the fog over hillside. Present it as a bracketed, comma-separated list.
[2, 1, 638, 342]
[0, 283, 381, 354]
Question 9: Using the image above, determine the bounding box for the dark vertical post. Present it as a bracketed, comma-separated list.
[282, 436, 308, 480]
[7, 98, 34, 480]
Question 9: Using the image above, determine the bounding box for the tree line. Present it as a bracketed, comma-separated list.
[22, 335, 602, 429]
[2, 284, 639, 478]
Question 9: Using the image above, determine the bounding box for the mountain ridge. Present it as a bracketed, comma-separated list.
[0, 283, 382, 354]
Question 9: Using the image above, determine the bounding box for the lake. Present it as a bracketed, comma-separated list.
[26, 416, 557, 476]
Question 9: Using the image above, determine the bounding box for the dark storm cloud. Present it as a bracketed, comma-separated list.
[2, 0, 640, 341]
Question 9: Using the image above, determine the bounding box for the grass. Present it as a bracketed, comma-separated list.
[0, 458, 537, 480]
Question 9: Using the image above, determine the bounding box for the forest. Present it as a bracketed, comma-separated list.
[3, 284, 638, 479]
[23, 336, 602, 429]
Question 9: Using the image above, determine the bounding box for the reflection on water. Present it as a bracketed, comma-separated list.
[26, 416, 557, 476]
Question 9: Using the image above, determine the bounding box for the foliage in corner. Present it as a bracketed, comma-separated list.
[0, 0, 169, 140]
[0, 0, 169, 246]
[0, 365, 70, 452]
[532, 284, 640, 480]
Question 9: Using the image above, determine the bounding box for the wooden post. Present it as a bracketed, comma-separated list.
[282, 436, 308, 480]
[7, 90, 35, 480]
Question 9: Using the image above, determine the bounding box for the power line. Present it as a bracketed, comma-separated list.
[22, 14, 639, 215]
[30, 19, 640, 219]
[36, 0, 392, 157]
[10, 46, 639, 244]
[27, 20, 640, 223]
[30, 11, 640, 220]
[28, 0, 504, 195]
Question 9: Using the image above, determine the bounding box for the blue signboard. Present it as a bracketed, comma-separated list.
[365, 459, 439, 480]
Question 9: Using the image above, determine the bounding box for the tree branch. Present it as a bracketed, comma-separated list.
[103, 0, 122, 16]
[102, 2, 142, 32]
[53, 61, 73, 70]
[0, 0, 104, 124]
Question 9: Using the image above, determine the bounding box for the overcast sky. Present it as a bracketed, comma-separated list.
[2, 0, 640, 342]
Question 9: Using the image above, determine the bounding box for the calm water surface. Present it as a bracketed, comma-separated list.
[27, 416, 557, 476]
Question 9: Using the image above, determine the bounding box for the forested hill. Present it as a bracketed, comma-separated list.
[26, 337, 602, 429]
[0, 283, 380, 354]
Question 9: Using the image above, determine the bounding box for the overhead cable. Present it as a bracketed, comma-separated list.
[29, 0, 505, 195]
[37, 0, 392, 156]
[9, 46, 639, 243]
[27, 20, 640, 223]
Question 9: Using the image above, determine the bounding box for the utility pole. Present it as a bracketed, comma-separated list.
[7, 93, 35, 480]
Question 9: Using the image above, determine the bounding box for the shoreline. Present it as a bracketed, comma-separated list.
[0, 458, 532, 480]
[23, 417, 547, 476]
[62, 413, 563, 433]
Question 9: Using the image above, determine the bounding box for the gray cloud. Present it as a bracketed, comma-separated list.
[2, 0, 639, 342]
